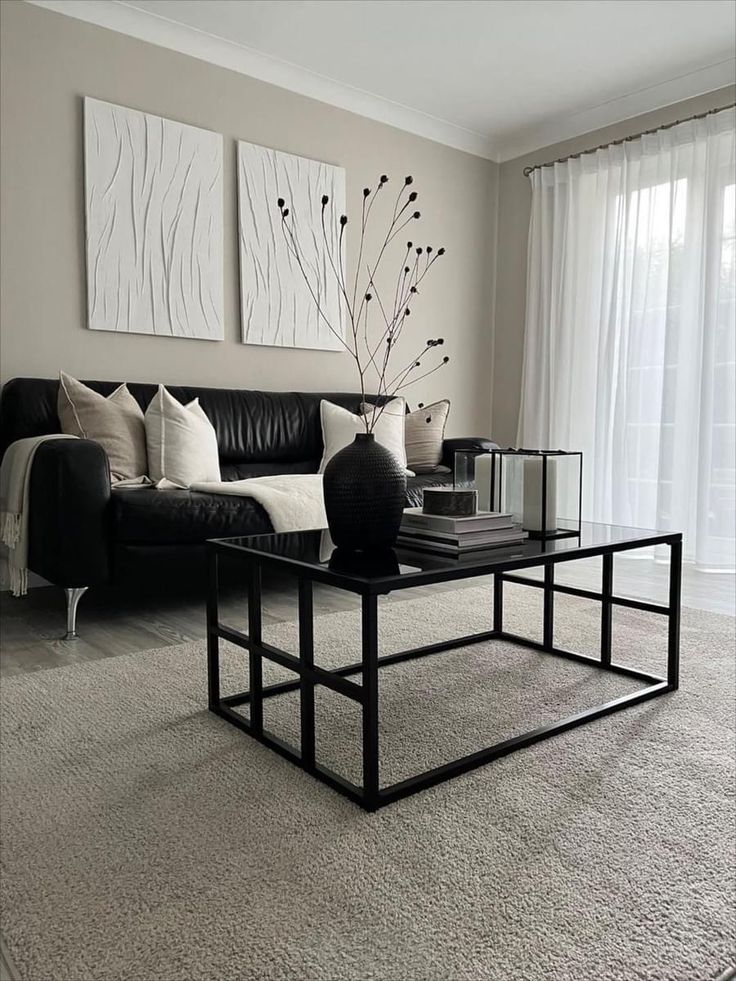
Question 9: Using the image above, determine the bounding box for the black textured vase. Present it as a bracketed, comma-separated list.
[323, 433, 407, 551]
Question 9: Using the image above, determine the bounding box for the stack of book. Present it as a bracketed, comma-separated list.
[397, 508, 527, 556]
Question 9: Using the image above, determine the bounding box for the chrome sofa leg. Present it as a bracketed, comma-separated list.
[63, 587, 88, 640]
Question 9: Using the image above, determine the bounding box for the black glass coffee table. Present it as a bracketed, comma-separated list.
[206, 522, 682, 811]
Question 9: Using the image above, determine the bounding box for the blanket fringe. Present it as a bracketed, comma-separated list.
[1, 512, 28, 596]
[8, 563, 28, 598]
[0, 511, 22, 548]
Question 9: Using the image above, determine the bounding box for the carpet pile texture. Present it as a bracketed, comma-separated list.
[1, 583, 734, 981]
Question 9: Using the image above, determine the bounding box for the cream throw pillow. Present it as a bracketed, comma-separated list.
[57, 372, 147, 481]
[321, 399, 413, 475]
[404, 399, 450, 472]
[144, 385, 220, 487]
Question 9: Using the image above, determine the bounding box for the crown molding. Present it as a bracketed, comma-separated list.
[25, 1, 736, 166]
[27, 0, 498, 160]
[496, 58, 736, 162]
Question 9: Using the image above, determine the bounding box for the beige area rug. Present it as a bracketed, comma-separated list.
[1, 583, 734, 981]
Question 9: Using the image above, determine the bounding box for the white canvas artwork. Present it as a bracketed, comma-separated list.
[238, 141, 346, 350]
[84, 98, 224, 340]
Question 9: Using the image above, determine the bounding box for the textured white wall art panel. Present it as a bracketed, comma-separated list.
[238, 141, 346, 350]
[84, 97, 223, 339]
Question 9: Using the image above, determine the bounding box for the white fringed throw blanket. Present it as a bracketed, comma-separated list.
[0, 435, 78, 596]
[1, 458, 327, 597]
[191, 474, 327, 532]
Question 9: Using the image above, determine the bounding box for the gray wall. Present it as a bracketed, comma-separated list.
[2, 2, 733, 447]
[0, 1, 498, 436]
[492, 84, 736, 446]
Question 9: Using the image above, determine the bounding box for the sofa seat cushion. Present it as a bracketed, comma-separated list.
[405, 468, 453, 508]
[113, 470, 453, 545]
[111, 487, 273, 545]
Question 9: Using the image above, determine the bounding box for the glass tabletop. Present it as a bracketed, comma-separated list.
[210, 521, 681, 594]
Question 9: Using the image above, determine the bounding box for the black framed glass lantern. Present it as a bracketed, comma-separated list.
[454, 448, 583, 540]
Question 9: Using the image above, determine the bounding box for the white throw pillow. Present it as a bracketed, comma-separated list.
[144, 385, 220, 487]
[320, 399, 414, 475]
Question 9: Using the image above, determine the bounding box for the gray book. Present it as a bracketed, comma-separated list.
[397, 528, 527, 555]
[401, 507, 514, 534]
[399, 524, 520, 546]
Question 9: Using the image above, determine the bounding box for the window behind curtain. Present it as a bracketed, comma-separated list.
[518, 107, 736, 570]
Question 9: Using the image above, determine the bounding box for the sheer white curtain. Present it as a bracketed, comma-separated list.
[518, 107, 736, 571]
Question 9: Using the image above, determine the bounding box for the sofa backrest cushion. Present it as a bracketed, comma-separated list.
[0, 378, 385, 472]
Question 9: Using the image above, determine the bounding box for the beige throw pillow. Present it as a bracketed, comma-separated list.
[58, 372, 147, 481]
[323, 398, 413, 475]
[144, 385, 220, 487]
[404, 399, 450, 473]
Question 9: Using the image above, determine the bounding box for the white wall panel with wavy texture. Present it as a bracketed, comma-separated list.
[84, 97, 223, 340]
[238, 141, 345, 350]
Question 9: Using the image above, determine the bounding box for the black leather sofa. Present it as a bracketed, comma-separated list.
[0, 377, 496, 635]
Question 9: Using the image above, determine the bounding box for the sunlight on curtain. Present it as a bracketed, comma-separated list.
[518, 108, 736, 571]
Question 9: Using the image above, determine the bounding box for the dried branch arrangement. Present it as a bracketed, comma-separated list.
[277, 175, 447, 432]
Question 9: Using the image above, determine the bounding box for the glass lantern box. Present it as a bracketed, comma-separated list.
[454, 448, 583, 540]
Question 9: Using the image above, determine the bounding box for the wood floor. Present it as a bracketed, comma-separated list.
[0, 554, 733, 981]
[1, 554, 733, 677]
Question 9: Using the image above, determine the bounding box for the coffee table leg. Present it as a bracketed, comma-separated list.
[362, 594, 379, 810]
[206, 548, 220, 710]
[493, 573, 504, 631]
[668, 539, 682, 690]
[299, 578, 316, 770]
[543, 564, 555, 650]
[248, 562, 264, 734]
[601, 552, 613, 667]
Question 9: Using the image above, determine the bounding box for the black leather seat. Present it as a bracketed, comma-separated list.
[111, 470, 455, 545]
[111, 487, 273, 544]
[0, 377, 497, 596]
[405, 469, 455, 508]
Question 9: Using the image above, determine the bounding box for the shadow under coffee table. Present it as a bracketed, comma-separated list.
[206, 522, 682, 812]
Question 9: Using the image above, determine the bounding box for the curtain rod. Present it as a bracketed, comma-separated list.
[522, 102, 736, 177]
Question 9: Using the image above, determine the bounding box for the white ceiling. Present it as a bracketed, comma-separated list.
[32, 0, 736, 160]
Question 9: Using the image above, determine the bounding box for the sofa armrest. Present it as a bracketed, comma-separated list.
[441, 437, 499, 470]
[27, 438, 112, 587]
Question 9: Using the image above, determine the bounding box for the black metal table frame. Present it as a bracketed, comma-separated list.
[206, 534, 682, 812]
